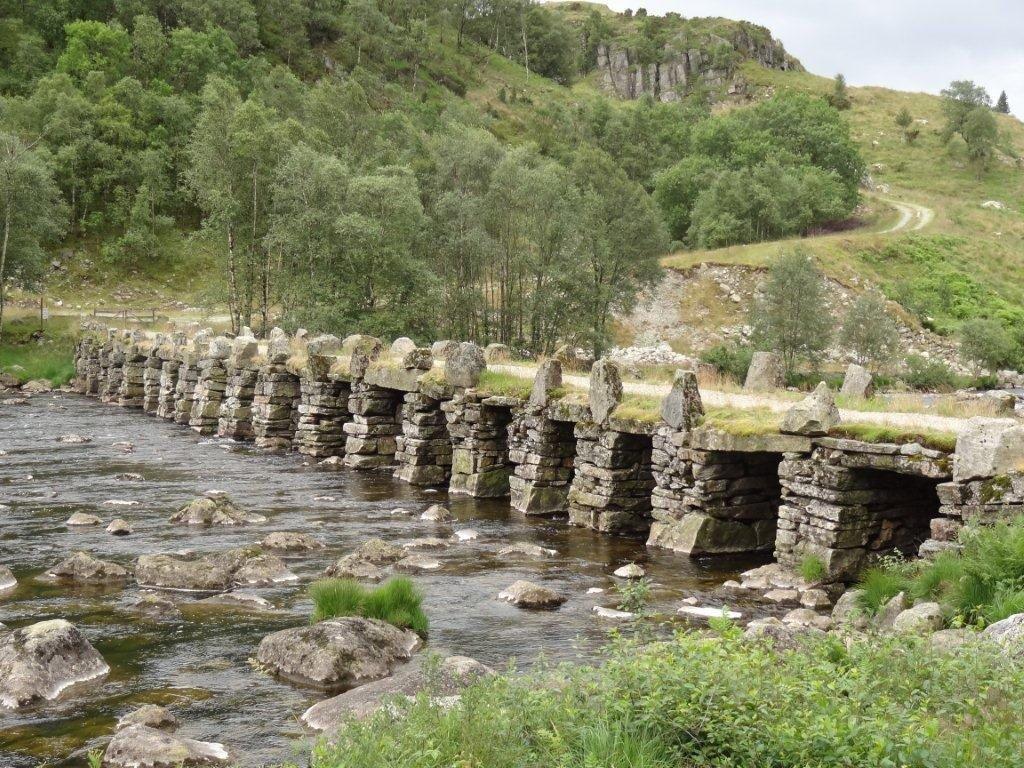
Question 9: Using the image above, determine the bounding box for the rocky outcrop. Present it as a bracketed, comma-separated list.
[103, 725, 229, 767]
[135, 547, 288, 592]
[0, 619, 110, 709]
[256, 617, 422, 692]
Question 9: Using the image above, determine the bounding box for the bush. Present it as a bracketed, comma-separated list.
[901, 354, 957, 391]
[310, 630, 1024, 768]
[309, 577, 428, 637]
[699, 343, 753, 383]
[960, 318, 1020, 371]
[857, 516, 1024, 627]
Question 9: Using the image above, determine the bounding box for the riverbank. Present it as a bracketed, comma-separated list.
[0, 317, 76, 386]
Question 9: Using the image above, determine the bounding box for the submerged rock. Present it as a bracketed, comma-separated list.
[497, 542, 557, 559]
[116, 704, 179, 732]
[0, 565, 16, 592]
[57, 433, 91, 444]
[106, 518, 133, 536]
[592, 606, 633, 620]
[132, 592, 182, 619]
[498, 580, 565, 609]
[302, 655, 494, 730]
[66, 512, 102, 527]
[169, 495, 266, 526]
[394, 555, 442, 573]
[453, 528, 479, 542]
[401, 537, 451, 551]
[260, 531, 324, 552]
[42, 551, 130, 584]
[256, 617, 422, 692]
[420, 504, 454, 523]
[613, 563, 645, 579]
[0, 619, 110, 709]
[103, 724, 229, 767]
[193, 592, 274, 611]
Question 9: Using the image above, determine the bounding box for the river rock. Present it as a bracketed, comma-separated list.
[497, 542, 557, 559]
[394, 555, 441, 572]
[66, 512, 102, 526]
[840, 363, 874, 399]
[453, 528, 479, 542]
[58, 433, 92, 444]
[588, 359, 622, 424]
[782, 608, 832, 631]
[661, 369, 703, 430]
[132, 592, 182, 619]
[193, 592, 274, 611]
[529, 359, 562, 407]
[954, 418, 1024, 482]
[169, 495, 266, 526]
[981, 612, 1024, 654]
[107, 518, 133, 536]
[445, 342, 486, 388]
[135, 553, 233, 593]
[592, 606, 633, 620]
[302, 654, 494, 730]
[103, 724, 229, 767]
[498, 580, 565, 609]
[232, 553, 297, 585]
[613, 563, 645, 579]
[0, 566, 16, 592]
[43, 551, 130, 584]
[780, 382, 839, 436]
[325, 557, 384, 582]
[678, 604, 742, 624]
[744, 616, 825, 649]
[256, 617, 422, 692]
[260, 531, 324, 552]
[892, 602, 944, 633]
[402, 537, 451, 550]
[0, 619, 110, 709]
[421, 504, 453, 523]
[744, 351, 784, 390]
[117, 704, 179, 732]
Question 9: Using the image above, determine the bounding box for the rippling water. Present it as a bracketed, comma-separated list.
[0, 393, 766, 766]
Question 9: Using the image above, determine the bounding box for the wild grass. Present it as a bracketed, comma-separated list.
[829, 422, 957, 452]
[836, 392, 1005, 419]
[307, 629, 1024, 768]
[799, 554, 827, 584]
[611, 393, 662, 423]
[475, 368, 533, 399]
[0, 317, 77, 385]
[856, 516, 1024, 626]
[309, 577, 428, 637]
[702, 406, 782, 436]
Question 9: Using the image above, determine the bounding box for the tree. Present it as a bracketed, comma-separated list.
[750, 248, 832, 373]
[839, 290, 899, 369]
[828, 73, 851, 110]
[894, 107, 917, 144]
[995, 90, 1010, 115]
[962, 106, 998, 177]
[940, 80, 991, 142]
[960, 318, 1018, 372]
[0, 133, 67, 340]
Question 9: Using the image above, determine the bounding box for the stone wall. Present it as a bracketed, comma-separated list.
[444, 393, 517, 497]
[508, 406, 576, 515]
[141, 349, 163, 414]
[342, 382, 402, 468]
[189, 339, 230, 435]
[394, 389, 452, 485]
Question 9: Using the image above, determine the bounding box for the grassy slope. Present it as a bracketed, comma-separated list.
[665, 62, 1024, 330]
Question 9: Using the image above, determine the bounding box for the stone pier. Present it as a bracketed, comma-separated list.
[77, 338, 102, 395]
[508, 408, 576, 515]
[141, 341, 164, 414]
[394, 384, 452, 486]
[101, 334, 125, 403]
[294, 335, 351, 458]
[117, 334, 146, 408]
[444, 392, 518, 497]
[189, 337, 231, 435]
[217, 335, 260, 440]
[173, 332, 208, 426]
[252, 331, 302, 450]
[342, 382, 403, 469]
[155, 340, 182, 420]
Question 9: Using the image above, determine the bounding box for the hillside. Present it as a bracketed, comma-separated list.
[1, 1, 1022, 376]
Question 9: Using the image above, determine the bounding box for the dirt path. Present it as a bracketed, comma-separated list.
[878, 196, 934, 234]
[494, 364, 972, 435]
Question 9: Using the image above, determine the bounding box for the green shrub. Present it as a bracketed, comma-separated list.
[309, 630, 1024, 768]
[855, 566, 912, 613]
[699, 343, 753, 382]
[901, 353, 957, 391]
[309, 578, 428, 637]
[799, 554, 827, 583]
[960, 318, 1020, 371]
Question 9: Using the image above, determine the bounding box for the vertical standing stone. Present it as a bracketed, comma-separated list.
[189, 336, 231, 434]
[444, 392, 518, 497]
[567, 421, 654, 535]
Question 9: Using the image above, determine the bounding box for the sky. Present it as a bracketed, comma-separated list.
[593, 0, 1023, 114]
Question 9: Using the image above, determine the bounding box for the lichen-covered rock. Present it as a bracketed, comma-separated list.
[529, 359, 562, 408]
[954, 418, 1024, 481]
[256, 617, 422, 692]
[780, 382, 839, 436]
[232, 553, 297, 585]
[42, 551, 130, 584]
[169, 495, 266, 526]
[613, 563, 645, 579]
[445, 342, 486, 388]
[394, 555, 442, 573]
[260, 531, 324, 552]
[103, 724, 229, 767]
[893, 602, 944, 634]
[390, 337, 417, 358]
[588, 359, 622, 424]
[66, 512, 102, 526]
[744, 351, 784, 391]
[743, 616, 825, 649]
[840, 363, 874, 399]
[830, 589, 868, 629]
[402, 348, 434, 371]
[135, 553, 234, 593]
[875, 591, 909, 631]
[982, 612, 1024, 654]
[660, 369, 703, 430]
[0, 619, 110, 709]
[302, 655, 494, 730]
[430, 340, 459, 360]
[116, 704, 179, 732]
[498, 580, 565, 609]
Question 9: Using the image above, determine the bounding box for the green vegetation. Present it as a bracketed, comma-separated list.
[0, 316, 76, 385]
[475, 368, 534, 400]
[838, 290, 899, 369]
[702, 406, 782, 437]
[829, 422, 957, 452]
[309, 578, 428, 637]
[611, 392, 662, 423]
[856, 516, 1024, 626]
[307, 630, 1024, 768]
[799, 554, 827, 583]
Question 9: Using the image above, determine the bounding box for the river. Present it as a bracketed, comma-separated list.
[0, 392, 766, 766]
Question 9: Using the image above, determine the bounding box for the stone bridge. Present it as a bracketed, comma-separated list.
[73, 328, 1024, 583]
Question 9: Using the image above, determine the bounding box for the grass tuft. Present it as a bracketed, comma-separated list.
[310, 577, 429, 637]
[799, 554, 827, 584]
[475, 369, 533, 399]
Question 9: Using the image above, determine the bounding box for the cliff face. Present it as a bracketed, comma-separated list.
[596, 24, 801, 102]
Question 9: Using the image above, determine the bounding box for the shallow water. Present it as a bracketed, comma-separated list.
[0, 393, 766, 766]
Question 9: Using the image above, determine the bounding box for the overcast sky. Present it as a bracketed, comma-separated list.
[593, 1, 1023, 114]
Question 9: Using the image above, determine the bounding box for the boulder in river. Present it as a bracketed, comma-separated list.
[0, 565, 16, 592]
[302, 654, 494, 730]
[0, 619, 110, 709]
[193, 592, 274, 611]
[231, 553, 297, 586]
[57, 433, 91, 444]
[106, 518, 133, 536]
[169, 495, 266, 526]
[116, 704, 179, 732]
[133, 548, 274, 593]
[42, 551, 130, 584]
[256, 617, 422, 692]
[132, 592, 182, 619]
[498, 580, 566, 609]
[103, 724, 229, 767]
[66, 512, 102, 527]
[497, 542, 557, 559]
[394, 555, 441, 573]
[613, 563, 645, 579]
[420, 504, 453, 523]
[259, 531, 324, 552]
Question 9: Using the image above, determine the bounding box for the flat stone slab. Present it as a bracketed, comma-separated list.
[690, 427, 811, 454]
[103, 724, 230, 767]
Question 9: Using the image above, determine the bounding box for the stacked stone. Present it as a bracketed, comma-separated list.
[78, 338, 102, 395]
[117, 332, 147, 408]
[101, 334, 126, 403]
[508, 408, 576, 514]
[343, 381, 403, 469]
[649, 424, 694, 533]
[217, 334, 261, 440]
[173, 332, 209, 426]
[294, 335, 350, 458]
[141, 337, 166, 413]
[155, 337, 183, 420]
[775, 440, 949, 582]
[568, 422, 655, 534]
[189, 336, 231, 435]
[395, 387, 452, 485]
[252, 329, 302, 450]
[443, 392, 517, 497]
[95, 332, 115, 396]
